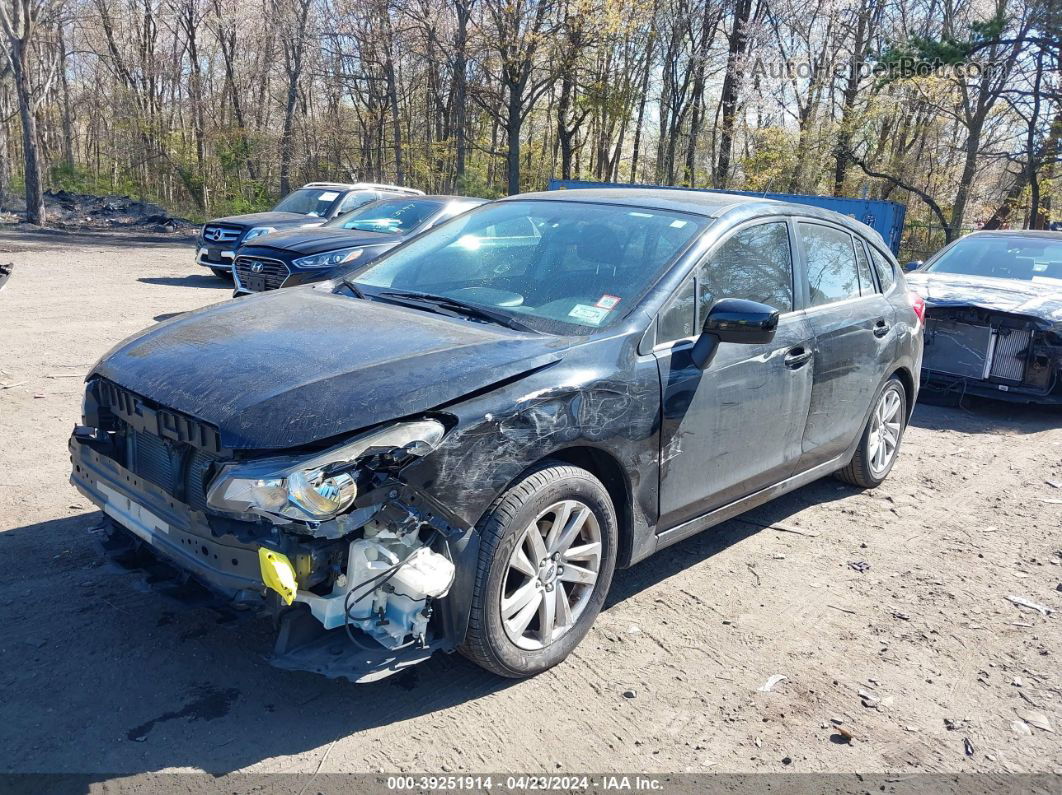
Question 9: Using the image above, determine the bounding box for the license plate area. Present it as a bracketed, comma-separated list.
[244, 274, 267, 292]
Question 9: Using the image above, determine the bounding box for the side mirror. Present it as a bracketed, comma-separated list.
[903, 260, 923, 272]
[691, 298, 780, 369]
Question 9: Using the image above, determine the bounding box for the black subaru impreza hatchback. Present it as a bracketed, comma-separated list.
[70, 189, 922, 681]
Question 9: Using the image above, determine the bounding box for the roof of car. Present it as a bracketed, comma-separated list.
[500, 187, 896, 253]
[504, 188, 752, 217]
[301, 182, 424, 195]
[959, 229, 1062, 240]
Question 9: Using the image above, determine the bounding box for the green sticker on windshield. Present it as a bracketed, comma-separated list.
[568, 304, 610, 325]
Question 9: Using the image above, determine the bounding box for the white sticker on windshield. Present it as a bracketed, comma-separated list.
[568, 304, 610, 325]
[669, 219, 688, 228]
[317, 191, 339, 201]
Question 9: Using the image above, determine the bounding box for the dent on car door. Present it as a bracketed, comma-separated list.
[797, 222, 897, 464]
[653, 220, 815, 531]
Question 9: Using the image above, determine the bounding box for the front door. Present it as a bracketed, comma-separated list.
[654, 219, 816, 532]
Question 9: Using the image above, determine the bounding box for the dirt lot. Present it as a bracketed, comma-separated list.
[0, 228, 1060, 777]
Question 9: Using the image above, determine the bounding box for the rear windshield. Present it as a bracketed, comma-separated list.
[272, 188, 342, 217]
[327, 198, 444, 234]
[926, 235, 1062, 285]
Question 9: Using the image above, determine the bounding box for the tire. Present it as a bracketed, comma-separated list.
[460, 462, 618, 678]
[836, 376, 908, 488]
[210, 267, 233, 280]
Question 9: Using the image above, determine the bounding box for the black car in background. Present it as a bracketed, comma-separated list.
[195, 182, 423, 279]
[71, 189, 922, 683]
[905, 230, 1062, 403]
[232, 195, 486, 295]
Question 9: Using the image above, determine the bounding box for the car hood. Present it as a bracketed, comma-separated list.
[251, 226, 400, 256]
[91, 288, 568, 450]
[905, 271, 1062, 324]
[207, 211, 325, 230]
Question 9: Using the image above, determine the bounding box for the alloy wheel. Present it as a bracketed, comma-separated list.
[868, 386, 903, 477]
[501, 499, 602, 651]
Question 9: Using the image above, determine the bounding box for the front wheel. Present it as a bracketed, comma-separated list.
[836, 376, 908, 488]
[460, 462, 618, 678]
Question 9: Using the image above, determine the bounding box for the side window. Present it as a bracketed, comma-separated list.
[799, 223, 862, 306]
[339, 192, 376, 213]
[697, 222, 793, 319]
[658, 277, 696, 342]
[869, 247, 896, 292]
[853, 239, 878, 295]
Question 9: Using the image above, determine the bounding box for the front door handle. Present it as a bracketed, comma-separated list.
[873, 318, 890, 337]
[784, 346, 813, 369]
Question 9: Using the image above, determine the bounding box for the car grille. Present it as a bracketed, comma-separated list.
[202, 225, 242, 243]
[234, 255, 289, 291]
[989, 328, 1030, 382]
[97, 379, 222, 454]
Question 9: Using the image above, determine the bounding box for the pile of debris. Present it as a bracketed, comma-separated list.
[0, 190, 193, 233]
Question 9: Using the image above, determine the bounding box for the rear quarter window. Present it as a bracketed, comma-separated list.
[869, 247, 897, 291]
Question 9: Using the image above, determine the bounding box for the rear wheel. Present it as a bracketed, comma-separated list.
[460, 462, 617, 678]
[836, 376, 907, 488]
[210, 267, 232, 280]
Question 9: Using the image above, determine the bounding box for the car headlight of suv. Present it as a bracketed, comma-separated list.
[293, 246, 373, 269]
[243, 226, 277, 242]
[205, 419, 446, 523]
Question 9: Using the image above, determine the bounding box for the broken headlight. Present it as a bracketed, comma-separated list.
[292, 246, 374, 269]
[205, 419, 445, 523]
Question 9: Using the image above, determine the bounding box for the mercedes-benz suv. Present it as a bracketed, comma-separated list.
[195, 182, 423, 279]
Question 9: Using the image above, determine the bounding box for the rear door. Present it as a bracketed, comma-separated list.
[654, 219, 816, 530]
[796, 221, 897, 466]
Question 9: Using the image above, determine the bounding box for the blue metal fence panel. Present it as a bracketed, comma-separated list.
[546, 179, 907, 256]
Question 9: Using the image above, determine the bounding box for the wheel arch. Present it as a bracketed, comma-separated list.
[889, 365, 916, 421]
[533, 446, 636, 569]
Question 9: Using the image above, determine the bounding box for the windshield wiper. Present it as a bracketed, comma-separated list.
[376, 289, 533, 332]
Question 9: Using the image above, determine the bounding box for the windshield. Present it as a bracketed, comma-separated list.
[926, 235, 1062, 285]
[272, 188, 343, 217]
[351, 199, 706, 333]
[327, 198, 444, 234]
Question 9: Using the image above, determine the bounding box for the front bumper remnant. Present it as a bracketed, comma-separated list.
[70, 432, 470, 682]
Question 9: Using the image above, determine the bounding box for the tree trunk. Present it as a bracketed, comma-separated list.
[12, 43, 44, 225]
[506, 83, 522, 194]
[452, 0, 470, 190]
[714, 0, 752, 188]
[278, 0, 311, 197]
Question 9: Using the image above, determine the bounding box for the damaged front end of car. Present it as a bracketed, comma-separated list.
[919, 306, 1062, 403]
[69, 377, 477, 682]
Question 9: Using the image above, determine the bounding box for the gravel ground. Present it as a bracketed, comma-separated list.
[0, 228, 1060, 777]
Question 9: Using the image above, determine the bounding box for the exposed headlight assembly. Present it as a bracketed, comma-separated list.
[206, 419, 445, 523]
[293, 246, 373, 269]
[243, 226, 277, 242]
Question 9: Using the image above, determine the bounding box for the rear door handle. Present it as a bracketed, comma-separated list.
[873, 318, 890, 337]
[784, 346, 813, 369]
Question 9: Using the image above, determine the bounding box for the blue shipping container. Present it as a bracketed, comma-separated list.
[547, 179, 908, 256]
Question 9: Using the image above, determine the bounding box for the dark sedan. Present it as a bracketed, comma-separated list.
[70, 189, 921, 682]
[195, 182, 422, 279]
[231, 195, 487, 295]
[905, 230, 1062, 403]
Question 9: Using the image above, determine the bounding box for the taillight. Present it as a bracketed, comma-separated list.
[909, 292, 926, 327]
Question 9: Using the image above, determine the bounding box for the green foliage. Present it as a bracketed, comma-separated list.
[878, 9, 1007, 80]
[738, 128, 798, 193]
[47, 162, 140, 197]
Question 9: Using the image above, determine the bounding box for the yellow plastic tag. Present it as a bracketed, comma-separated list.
[258, 547, 298, 605]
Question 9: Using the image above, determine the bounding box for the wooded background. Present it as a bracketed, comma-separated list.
[0, 0, 1058, 256]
